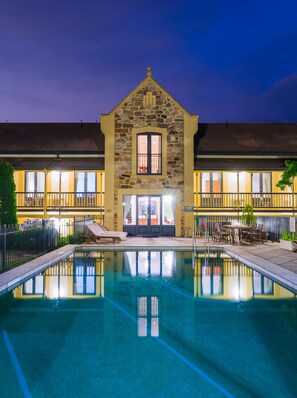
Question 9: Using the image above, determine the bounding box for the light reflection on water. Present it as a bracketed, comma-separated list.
[0, 250, 296, 398]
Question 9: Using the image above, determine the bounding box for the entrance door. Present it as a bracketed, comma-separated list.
[123, 195, 175, 236]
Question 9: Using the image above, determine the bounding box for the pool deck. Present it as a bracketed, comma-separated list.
[1, 238, 297, 295]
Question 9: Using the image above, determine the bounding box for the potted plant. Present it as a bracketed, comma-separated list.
[280, 229, 297, 251]
[240, 204, 256, 226]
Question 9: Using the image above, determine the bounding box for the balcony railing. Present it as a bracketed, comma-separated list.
[137, 154, 162, 174]
[195, 192, 297, 211]
[16, 192, 104, 209]
[15, 191, 297, 212]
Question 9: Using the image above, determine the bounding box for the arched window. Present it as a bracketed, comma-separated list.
[137, 133, 162, 175]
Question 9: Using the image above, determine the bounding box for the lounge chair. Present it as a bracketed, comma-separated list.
[97, 223, 128, 239]
[86, 223, 122, 244]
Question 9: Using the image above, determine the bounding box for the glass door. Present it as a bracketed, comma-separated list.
[137, 196, 161, 235]
[123, 195, 175, 236]
[138, 196, 149, 226]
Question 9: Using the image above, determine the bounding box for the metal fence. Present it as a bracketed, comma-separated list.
[0, 215, 104, 273]
[196, 214, 295, 242]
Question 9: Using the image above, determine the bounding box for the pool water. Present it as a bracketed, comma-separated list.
[0, 250, 296, 398]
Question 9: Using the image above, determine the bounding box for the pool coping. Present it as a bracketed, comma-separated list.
[0, 245, 75, 296]
[0, 240, 297, 296]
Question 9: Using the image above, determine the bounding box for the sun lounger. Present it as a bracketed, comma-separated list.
[97, 223, 128, 239]
[86, 223, 122, 244]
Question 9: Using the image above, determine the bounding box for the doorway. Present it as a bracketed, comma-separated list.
[123, 195, 175, 236]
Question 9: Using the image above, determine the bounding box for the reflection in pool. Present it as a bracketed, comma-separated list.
[0, 250, 296, 398]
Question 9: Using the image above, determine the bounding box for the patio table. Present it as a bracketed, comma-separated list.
[226, 225, 251, 243]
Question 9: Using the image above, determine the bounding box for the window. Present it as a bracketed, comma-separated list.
[201, 262, 223, 296]
[137, 296, 160, 337]
[201, 172, 222, 206]
[25, 172, 45, 206]
[137, 133, 162, 174]
[23, 273, 44, 295]
[123, 251, 175, 277]
[75, 172, 96, 206]
[253, 271, 273, 295]
[74, 261, 96, 295]
[252, 173, 271, 193]
[252, 173, 272, 207]
[25, 172, 45, 192]
[75, 172, 96, 193]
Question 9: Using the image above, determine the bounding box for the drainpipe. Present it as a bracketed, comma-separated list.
[59, 171, 62, 224]
[237, 172, 240, 218]
[44, 169, 47, 218]
[292, 177, 295, 216]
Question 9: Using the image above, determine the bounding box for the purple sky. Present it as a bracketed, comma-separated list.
[1, 0, 297, 123]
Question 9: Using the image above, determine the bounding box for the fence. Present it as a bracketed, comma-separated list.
[0, 215, 104, 273]
[197, 215, 295, 242]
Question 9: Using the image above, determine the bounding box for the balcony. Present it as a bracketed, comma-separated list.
[195, 192, 297, 212]
[16, 192, 104, 210]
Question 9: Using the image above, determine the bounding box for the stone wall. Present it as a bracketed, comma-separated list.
[113, 82, 185, 228]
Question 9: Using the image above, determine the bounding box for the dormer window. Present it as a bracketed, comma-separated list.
[137, 133, 162, 175]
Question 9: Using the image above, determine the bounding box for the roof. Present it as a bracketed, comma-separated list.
[0, 123, 105, 170]
[195, 123, 297, 155]
[1, 122, 297, 171]
[0, 123, 104, 154]
[194, 123, 297, 170]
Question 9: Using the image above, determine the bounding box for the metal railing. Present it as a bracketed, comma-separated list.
[137, 154, 162, 174]
[0, 221, 56, 272]
[195, 192, 296, 211]
[0, 216, 104, 272]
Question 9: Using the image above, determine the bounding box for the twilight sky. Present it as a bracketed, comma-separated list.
[1, 0, 297, 123]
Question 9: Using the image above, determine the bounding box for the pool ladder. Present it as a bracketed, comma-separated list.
[192, 229, 210, 268]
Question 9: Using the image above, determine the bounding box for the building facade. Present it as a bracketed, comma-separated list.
[1, 68, 297, 236]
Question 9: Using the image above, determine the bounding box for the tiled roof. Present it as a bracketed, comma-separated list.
[195, 123, 297, 155]
[1, 122, 297, 170]
[0, 123, 104, 153]
[0, 123, 104, 169]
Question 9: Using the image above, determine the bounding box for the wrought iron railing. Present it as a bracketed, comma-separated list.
[137, 154, 162, 174]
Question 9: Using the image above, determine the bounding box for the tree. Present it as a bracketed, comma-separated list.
[276, 160, 297, 190]
[0, 159, 18, 226]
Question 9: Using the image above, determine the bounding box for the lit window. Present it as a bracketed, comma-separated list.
[74, 261, 96, 295]
[137, 296, 159, 337]
[23, 273, 44, 295]
[137, 133, 162, 175]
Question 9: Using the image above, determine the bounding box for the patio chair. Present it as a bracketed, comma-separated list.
[261, 229, 268, 242]
[97, 223, 128, 239]
[242, 223, 263, 244]
[254, 224, 264, 243]
[212, 223, 231, 243]
[86, 223, 122, 244]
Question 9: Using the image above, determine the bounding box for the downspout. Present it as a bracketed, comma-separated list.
[44, 169, 47, 218]
[292, 177, 295, 216]
[237, 172, 240, 218]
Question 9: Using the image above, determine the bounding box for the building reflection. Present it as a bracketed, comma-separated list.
[14, 250, 295, 304]
[193, 251, 294, 300]
[123, 251, 175, 277]
[137, 296, 159, 337]
[11, 250, 296, 341]
[14, 252, 105, 300]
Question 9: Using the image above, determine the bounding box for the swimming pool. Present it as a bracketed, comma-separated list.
[0, 250, 296, 398]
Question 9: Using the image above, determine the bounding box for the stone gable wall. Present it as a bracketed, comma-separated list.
[113, 82, 185, 228]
